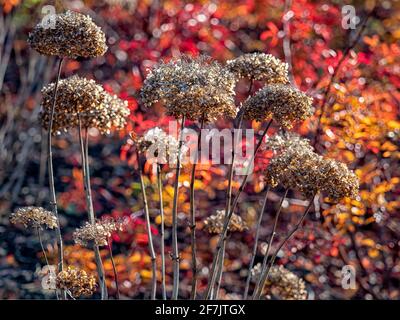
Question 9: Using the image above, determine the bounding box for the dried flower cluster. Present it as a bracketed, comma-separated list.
[251, 264, 307, 300]
[226, 53, 289, 84]
[73, 219, 123, 247]
[10, 206, 58, 229]
[131, 127, 187, 164]
[203, 210, 247, 234]
[56, 267, 97, 298]
[265, 135, 359, 201]
[244, 84, 313, 129]
[28, 11, 107, 59]
[140, 55, 237, 122]
[40, 76, 130, 134]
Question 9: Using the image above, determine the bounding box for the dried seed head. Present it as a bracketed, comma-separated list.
[131, 127, 187, 164]
[243, 84, 313, 129]
[203, 210, 247, 234]
[264, 131, 313, 154]
[226, 53, 289, 83]
[73, 219, 123, 247]
[40, 76, 129, 134]
[251, 264, 307, 300]
[56, 267, 97, 298]
[10, 206, 58, 229]
[140, 55, 237, 122]
[28, 10, 107, 59]
[264, 135, 359, 201]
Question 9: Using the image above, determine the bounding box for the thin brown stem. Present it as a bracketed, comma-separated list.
[107, 239, 120, 299]
[137, 151, 157, 300]
[171, 115, 186, 300]
[47, 57, 65, 299]
[252, 188, 288, 298]
[243, 186, 270, 299]
[78, 123, 108, 299]
[157, 164, 167, 300]
[253, 194, 315, 300]
[189, 118, 204, 299]
[204, 119, 273, 299]
[213, 236, 226, 300]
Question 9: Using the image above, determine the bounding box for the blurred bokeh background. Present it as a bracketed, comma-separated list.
[0, 0, 399, 299]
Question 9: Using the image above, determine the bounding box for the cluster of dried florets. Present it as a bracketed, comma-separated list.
[28, 11, 107, 59]
[265, 135, 359, 201]
[226, 53, 289, 84]
[10, 206, 58, 229]
[244, 84, 313, 129]
[56, 267, 97, 298]
[40, 76, 130, 134]
[73, 219, 123, 247]
[140, 55, 237, 122]
[203, 210, 247, 234]
[131, 127, 187, 164]
[251, 264, 307, 300]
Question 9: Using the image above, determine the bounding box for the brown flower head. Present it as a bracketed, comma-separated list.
[226, 53, 289, 83]
[203, 210, 247, 234]
[28, 10, 107, 59]
[10, 206, 58, 229]
[73, 219, 123, 247]
[251, 264, 307, 300]
[140, 55, 237, 122]
[40, 76, 130, 134]
[56, 267, 97, 298]
[243, 84, 313, 128]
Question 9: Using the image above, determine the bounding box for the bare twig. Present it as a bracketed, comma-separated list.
[157, 164, 167, 300]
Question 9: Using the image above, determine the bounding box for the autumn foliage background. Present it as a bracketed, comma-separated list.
[0, 0, 399, 299]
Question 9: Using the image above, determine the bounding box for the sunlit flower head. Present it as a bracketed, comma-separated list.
[243, 84, 313, 129]
[131, 127, 188, 165]
[203, 210, 247, 234]
[10, 206, 58, 229]
[252, 264, 307, 300]
[140, 55, 237, 122]
[56, 267, 97, 298]
[73, 219, 123, 247]
[40, 76, 130, 134]
[28, 10, 107, 59]
[226, 53, 289, 83]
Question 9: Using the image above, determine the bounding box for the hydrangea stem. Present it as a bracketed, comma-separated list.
[137, 151, 157, 300]
[189, 118, 204, 299]
[243, 186, 270, 299]
[107, 239, 120, 299]
[157, 164, 167, 300]
[253, 193, 315, 299]
[171, 115, 186, 300]
[47, 57, 65, 300]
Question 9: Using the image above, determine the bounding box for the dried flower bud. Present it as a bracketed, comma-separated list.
[56, 267, 97, 298]
[226, 53, 289, 84]
[73, 219, 123, 247]
[244, 84, 313, 129]
[251, 264, 307, 300]
[141, 55, 237, 122]
[28, 11, 107, 59]
[10, 206, 58, 229]
[203, 210, 247, 234]
[40, 76, 129, 134]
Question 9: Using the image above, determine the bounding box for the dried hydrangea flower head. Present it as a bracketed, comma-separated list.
[10, 206, 58, 229]
[73, 219, 123, 247]
[131, 127, 187, 165]
[28, 10, 107, 59]
[243, 84, 313, 129]
[140, 55, 237, 122]
[251, 264, 307, 300]
[56, 267, 97, 298]
[226, 53, 289, 84]
[203, 210, 247, 234]
[264, 131, 313, 154]
[264, 135, 359, 201]
[40, 76, 129, 134]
